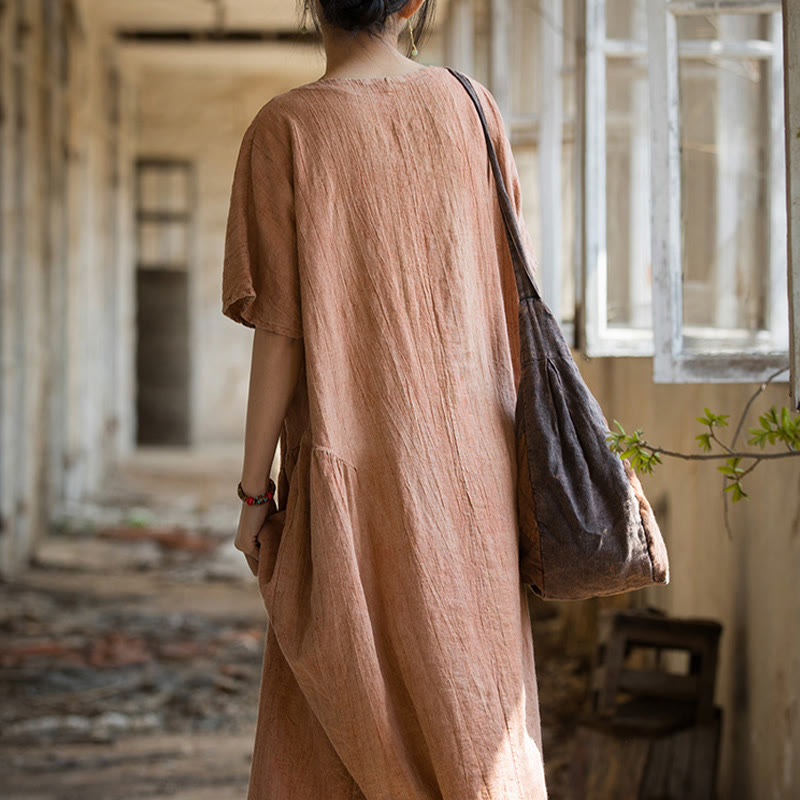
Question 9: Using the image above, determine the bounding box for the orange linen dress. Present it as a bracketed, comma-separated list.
[221, 63, 547, 800]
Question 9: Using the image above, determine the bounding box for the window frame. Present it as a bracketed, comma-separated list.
[784, 0, 800, 409]
[647, 0, 790, 382]
[580, 0, 656, 357]
[494, 0, 576, 341]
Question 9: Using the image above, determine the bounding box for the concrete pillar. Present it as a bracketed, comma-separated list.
[0, 0, 129, 575]
[443, 0, 475, 74]
[489, 0, 512, 129]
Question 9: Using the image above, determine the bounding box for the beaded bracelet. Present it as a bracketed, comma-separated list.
[237, 478, 276, 506]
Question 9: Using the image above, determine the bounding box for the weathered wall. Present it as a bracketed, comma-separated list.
[0, 0, 131, 576]
[0, 0, 45, 577]
[577, 354, 800, 800]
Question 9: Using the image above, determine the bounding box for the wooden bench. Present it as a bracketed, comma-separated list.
[569, 607, 724, 800]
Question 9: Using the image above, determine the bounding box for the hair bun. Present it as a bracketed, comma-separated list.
[320, 0, 390, 32]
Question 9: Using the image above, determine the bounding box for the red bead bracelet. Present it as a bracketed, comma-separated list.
[237, 478, 276, 506]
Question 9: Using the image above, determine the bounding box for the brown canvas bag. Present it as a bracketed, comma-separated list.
[447, 67, 670, 600]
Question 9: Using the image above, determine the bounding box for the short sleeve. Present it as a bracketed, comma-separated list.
[221, 109, 303, 339]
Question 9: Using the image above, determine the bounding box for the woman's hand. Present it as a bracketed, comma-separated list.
[234, 500, 271, 571]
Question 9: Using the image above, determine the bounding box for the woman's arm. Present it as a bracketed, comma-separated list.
[234, 327, 304, 562]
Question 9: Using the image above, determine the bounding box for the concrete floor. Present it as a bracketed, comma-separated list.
[1, 447, 588, 800]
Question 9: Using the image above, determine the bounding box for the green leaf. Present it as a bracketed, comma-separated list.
[695, 432, 712, 452]
[697, 409, 728, 429]
[723, 480, 748, 502]
[747, 427, 768, 448]
[718, 456, 743, 476]
[731, 483, 749, 503]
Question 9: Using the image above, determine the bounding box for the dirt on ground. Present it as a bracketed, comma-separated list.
[1, 451, 590, 800]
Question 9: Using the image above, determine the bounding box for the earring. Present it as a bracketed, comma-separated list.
[408, 19, 418, 56]
[300, 0, 309, 34]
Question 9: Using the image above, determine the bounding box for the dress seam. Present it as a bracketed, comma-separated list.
[309, 443, 358, 473]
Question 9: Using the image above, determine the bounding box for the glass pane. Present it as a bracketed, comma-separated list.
[507, 0, 576, 327]
[139, 167, 190, 213]
[561, 0, 578, 325]
[676, 8, 768, 41]
[606, 57, 652, 328]
[677, 14, 773, 333]
[137, 221, 189, 268]
[560, 141, 576, 324]
[606, 0, 642, 40]
[563, 0, 578, 121]
[513, 0, 539, 117]
[514, 144, 575, 326]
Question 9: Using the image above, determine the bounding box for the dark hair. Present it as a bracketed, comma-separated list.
[299, 0, 435, 59]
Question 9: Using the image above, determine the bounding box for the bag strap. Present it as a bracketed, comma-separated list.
[445, 66, 540, 303]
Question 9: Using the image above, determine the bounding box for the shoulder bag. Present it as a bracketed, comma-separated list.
[446, 67, 670, 601]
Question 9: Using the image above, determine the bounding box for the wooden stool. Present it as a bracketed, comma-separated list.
[569, 608, 724, 800]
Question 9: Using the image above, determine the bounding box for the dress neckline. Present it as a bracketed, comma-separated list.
[303, 63, 440, 88]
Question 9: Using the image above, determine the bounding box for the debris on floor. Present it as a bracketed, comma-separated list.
[1, 522, 589, 799]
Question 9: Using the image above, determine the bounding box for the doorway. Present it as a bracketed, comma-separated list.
[134, 158, 195, 446]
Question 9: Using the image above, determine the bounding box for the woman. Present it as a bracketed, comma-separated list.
[221, 1, 548, 798]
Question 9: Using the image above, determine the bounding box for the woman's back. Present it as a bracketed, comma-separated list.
[222, 63, 548, 800]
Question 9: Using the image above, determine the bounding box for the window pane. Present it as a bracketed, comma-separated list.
[139, 167, 190, 213]
[562, 0, 580, 325]
[560, 140, 577, 323]
[606, 57, 652, 328]
[507, 0, 576, 328]
[606, 0, 640, 40]
[517, 142, 578, 324]
[137, 220, 190, 268]
[677, 14, 773, 334]
[676, 13, 723, 41]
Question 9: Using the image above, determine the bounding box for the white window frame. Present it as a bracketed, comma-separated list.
[536, 0, 565, 328]
[490, 0, 575, 341]
[647, 0, 789, 382]
[580, 0, 655, 357]
[784, 0, 800, 409]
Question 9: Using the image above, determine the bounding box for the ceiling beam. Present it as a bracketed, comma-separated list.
[116, 29, 320, 45]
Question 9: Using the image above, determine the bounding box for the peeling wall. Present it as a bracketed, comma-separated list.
[0, 0, 133, 575]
